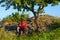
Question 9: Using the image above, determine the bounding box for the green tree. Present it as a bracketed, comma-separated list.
[0, 0, 60, 18]
[0, 0, 60, 31]
[20, 13, 29, 21]
[11, 12, 20, 22]
[2, 12, 29, 24]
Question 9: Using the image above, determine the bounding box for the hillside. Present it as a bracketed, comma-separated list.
[27, 15, 60, 32]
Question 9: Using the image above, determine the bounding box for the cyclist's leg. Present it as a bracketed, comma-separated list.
[16, 27, 20, 36]
[24, 26, 28, 34]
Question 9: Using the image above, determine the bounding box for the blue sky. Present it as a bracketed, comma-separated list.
[0, 3, 60, 21]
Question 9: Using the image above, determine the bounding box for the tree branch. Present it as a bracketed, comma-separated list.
[23, 5, 37, 17]
[38, 5, 44, 14]
[23, 5, 32, 11]
[36, 5, 44, 19]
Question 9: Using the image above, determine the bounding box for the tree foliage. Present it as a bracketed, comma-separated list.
[0, 0, 60, 15]
[2, 12, 29, 24]
[20, 13, 29, 21]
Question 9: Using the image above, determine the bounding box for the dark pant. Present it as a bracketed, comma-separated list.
[17, 27, 24, 35]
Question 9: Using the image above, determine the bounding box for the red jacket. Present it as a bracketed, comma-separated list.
[18, 21, 28, 32]
[18, 21, 27, 27]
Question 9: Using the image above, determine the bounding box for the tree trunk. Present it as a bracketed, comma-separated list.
[33, 12, 40, 32]
[33, 5, 44, 32]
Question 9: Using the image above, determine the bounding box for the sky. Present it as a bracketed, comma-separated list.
[0, 3, 60, 21]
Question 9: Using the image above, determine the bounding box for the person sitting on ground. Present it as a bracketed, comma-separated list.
[17, 20, 28, 35]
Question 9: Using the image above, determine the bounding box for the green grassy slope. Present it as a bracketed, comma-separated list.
[0, 27, 60, 40]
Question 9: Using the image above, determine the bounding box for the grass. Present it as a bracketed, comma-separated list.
[0, 27, 60, 40]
